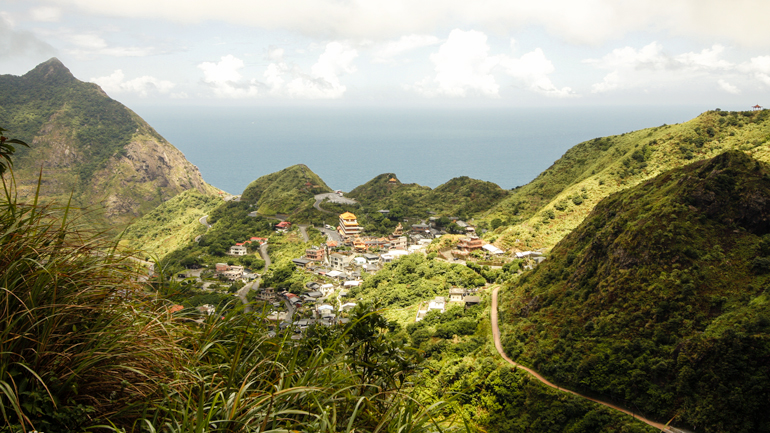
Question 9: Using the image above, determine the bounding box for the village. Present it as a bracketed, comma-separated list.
[189, 206, 546, 338]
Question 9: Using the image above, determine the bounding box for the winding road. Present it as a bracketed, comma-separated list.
[490, 286, 684, 433]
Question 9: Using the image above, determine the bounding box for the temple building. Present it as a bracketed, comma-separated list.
[338, 212, 362, 238]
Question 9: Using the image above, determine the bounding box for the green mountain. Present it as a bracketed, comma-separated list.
[499, 151, 770, 432]
[0, 58, 216, 230]
[240, 163, 331, 216]
[348, 173, 508, 218]
[486, 109, 770, 252]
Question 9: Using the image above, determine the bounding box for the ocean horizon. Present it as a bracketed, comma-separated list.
[134, 105, 709, 195]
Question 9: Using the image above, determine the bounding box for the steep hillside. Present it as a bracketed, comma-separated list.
[499, 151, 770, 432]
[348, 173, 506, 218]
[0, 58, 216, 229]
[487, 109, 770, 252]
[120, 189, 222, 258]
[240, 164, 331, 216]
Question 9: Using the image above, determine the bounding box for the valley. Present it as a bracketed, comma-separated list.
[2, 58, 770, 432]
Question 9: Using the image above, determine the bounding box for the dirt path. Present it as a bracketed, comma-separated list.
[490, 286, 683, 433]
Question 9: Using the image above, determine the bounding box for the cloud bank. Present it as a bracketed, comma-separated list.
[43, 0, 770, 46]
[412, 29, 574, 98]
[196, 42, 358, 99]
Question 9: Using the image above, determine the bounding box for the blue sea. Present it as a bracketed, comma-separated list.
[134, 105, 707, 194]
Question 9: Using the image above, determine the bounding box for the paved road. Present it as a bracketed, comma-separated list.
[318, 226, 342, 244]
[199, 215, 211, 229]
[298, 224, 310, 242]
[313, 193, 358, 214]
[490, 286, 684, 433]
[237, 280, 257, 313]
[259, 243, 271, 271]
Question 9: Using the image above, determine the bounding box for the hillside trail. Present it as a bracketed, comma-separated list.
[490, 286, 684, 433]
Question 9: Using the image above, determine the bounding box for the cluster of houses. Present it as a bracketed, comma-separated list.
[214, 263, 258, 281]
[283, 211, 534, 281]
[415, 287, 481, 321]
[255, 280, 360, 338]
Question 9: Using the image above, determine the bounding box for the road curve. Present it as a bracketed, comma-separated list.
[199, 215, 211, 229]
[313, 195, 334, 214]
[490, 286, 678, 433]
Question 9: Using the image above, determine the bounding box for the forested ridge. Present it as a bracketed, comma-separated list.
[499, 151, 770, 432]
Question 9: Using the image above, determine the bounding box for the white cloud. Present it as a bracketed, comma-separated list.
[42, 0, 770, 47]
[677, 45, 733, 70]
[30, 7, 62, 22]
[372, 34, 440, 63]
[717, 79, 740, 94]
[585, 42, 741, 93]
[199, 43, 357, 99]
[591, 71, 620, 93]
[198, 55, 262, 98]
[413, 30, 500, 98]
[91, 70, 175, 97]
[737, 56, 770, 87]
[280, 42, 358, 99]
[498, 47, 575, 98]
[413, 30, 573, 98]
[586, 42, 734, 72]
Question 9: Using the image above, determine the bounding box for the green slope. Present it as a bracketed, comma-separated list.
[120, 189, 222, 258]
[499, 151, 770, 432]
[347, 173, 507, 218]
[486, 109, 770, 252]
[0, 58, 214, 230]
[240, 164, 331, 216]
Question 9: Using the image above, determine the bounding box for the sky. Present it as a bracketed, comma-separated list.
[1, 0, 770, 109]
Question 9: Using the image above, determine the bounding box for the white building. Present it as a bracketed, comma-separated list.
[229, 245, 248, 256]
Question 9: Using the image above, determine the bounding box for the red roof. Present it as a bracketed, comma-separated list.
[276, 221, 291, 228]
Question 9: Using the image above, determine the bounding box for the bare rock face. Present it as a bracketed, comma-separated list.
[91, 122, 212, 222]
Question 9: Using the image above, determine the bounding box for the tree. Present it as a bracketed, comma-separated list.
[490, 218, 503, 230]
[0, 127, 29, 176]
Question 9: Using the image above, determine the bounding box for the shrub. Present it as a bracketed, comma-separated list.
[0, 177, 183, 431]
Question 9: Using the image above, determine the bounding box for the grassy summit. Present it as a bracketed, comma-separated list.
[240, 163, 331, 216]
[499, 150, 770, 432]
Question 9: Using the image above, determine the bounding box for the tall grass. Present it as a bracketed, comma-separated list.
[131, 304, 466, 432]
[0, 173, 185, 431]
